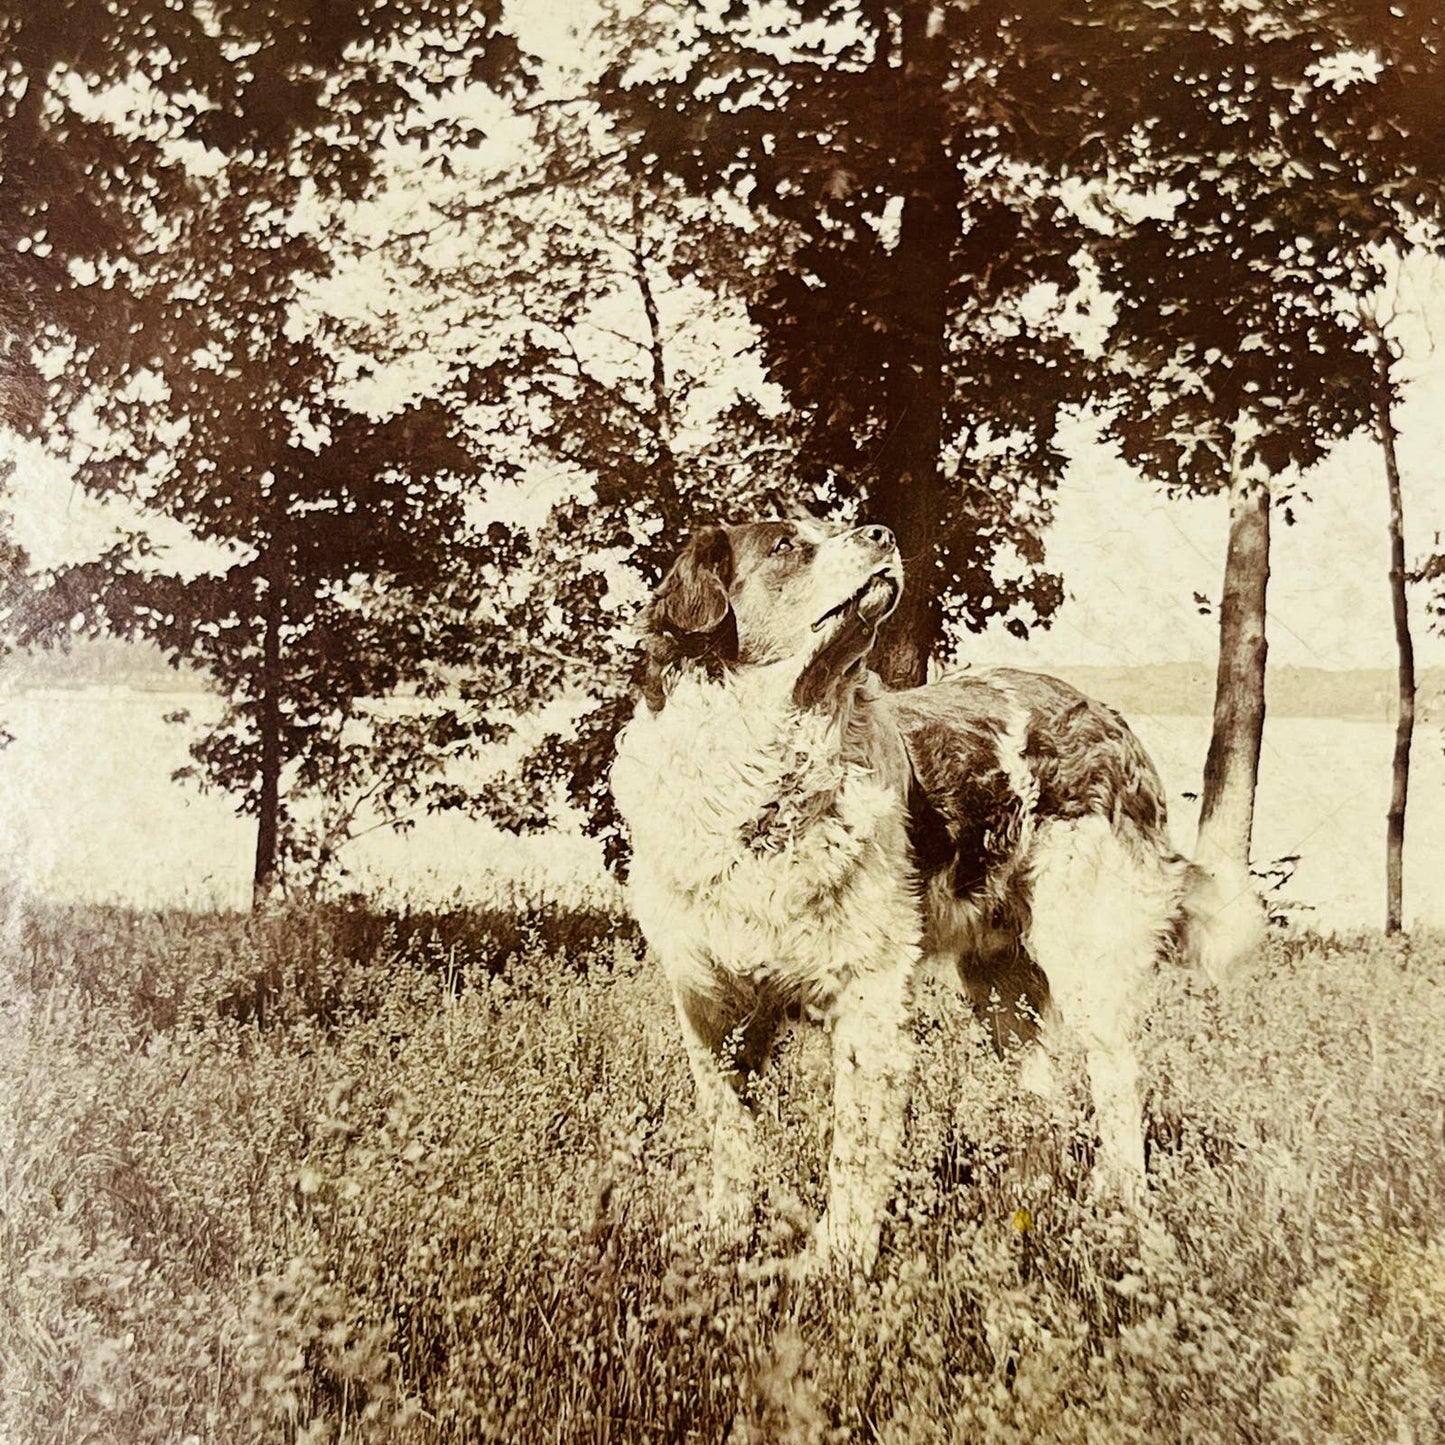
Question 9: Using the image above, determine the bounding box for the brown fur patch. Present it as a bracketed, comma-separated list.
[889, 669, 1172, 881]
[675, 974, 790, 1093]
[792, 611, 875, 711]
[885, 667, 1175, 1049]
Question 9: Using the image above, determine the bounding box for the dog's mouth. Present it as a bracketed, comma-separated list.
[812, 570, 902, 633]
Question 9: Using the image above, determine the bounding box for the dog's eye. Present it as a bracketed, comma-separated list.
[771, 535, 795, 555]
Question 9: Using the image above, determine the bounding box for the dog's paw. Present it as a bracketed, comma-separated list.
[702, 1185, 756, 1255]
[808, 1208, 881, 1279]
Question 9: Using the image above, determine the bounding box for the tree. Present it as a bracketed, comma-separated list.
[478, 148, 800, 864]
[3, 0, 523, 424]
[1346, 252, 1440, 934]
[602, 0, 1094, 688]
[2, 0, 202, 434]
[324, 65, 836, 863]
[1100, 4, 1445, 894]
[8, 3, 532, 905]
[1362, 309, 1414, 935]
[1078, 2, 1426, 884]
[1315, 3, 1445, 932]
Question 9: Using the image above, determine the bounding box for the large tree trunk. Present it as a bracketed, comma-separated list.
[867, 2, 953, 691]
[1371, 333, 1414, 934]
[1196, 422, 1271, 882]
[868, 354, 945, 690]
[252, 542, 284, 910]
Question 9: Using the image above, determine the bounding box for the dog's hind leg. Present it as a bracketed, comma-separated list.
[1025, 817, 1171, 1198]
[673, 976, 781, 1241]
[942, 901, 1056, 1097]
[954, 924, 1053, 1058]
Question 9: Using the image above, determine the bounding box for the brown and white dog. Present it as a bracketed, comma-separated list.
[610, 517, 1261, 1272]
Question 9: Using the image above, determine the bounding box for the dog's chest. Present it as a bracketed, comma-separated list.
[612, 678, 908, 979]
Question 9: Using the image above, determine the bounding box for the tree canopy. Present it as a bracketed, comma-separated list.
[4, 0, 537, 897]
[5, 0, 1445, 896]
[600, 1, 1112, 684]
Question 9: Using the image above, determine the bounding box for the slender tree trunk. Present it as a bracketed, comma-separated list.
[252, 541, 285, 909]
[1371, 333, 1414, 934]
[1196, 419, 1271, 881]
[868, 3, 954, 691]
[630, 193, 683, 543]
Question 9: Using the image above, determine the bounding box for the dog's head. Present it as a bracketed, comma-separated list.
[638, 518, 903, 710]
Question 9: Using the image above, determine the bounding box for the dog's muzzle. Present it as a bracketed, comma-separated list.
[812, 526, 904, 632]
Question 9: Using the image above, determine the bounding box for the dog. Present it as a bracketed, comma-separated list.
[610, 517, 1262, 1272]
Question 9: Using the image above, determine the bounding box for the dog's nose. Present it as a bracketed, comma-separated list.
[859, 524, 895, 553]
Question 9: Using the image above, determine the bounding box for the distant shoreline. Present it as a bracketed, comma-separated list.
[1043, 663, 1443, 724]
[2, 638, 1440, 721]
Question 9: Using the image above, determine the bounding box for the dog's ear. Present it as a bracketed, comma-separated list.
[638, 526, 737, 711]
[649, 525, 734, 636]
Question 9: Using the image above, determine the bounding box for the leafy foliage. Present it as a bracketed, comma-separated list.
[9, 0, 1445, 887]
[364, 104, 810, 863]
[601, 1, 1095, 683]
[5, 2, 536, 896]
[0, 0, 521, 428]
[1077, 2, 1405, 490]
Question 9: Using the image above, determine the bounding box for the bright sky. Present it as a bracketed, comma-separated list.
[967, 406, 1445, 671]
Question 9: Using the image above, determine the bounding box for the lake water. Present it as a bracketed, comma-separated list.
[0, 691, 1440, 931]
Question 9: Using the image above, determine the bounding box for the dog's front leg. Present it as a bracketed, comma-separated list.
[817, 957, 915, 1274]
[672, 980, 778, 1242]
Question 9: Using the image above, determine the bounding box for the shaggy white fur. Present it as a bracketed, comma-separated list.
[614, 657, 921, 1270]
[1025, 816, 1183, 1191]
[613, 663, 917, 1005]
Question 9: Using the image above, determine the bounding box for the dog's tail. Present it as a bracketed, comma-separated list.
[1172, 855, 1266, 984]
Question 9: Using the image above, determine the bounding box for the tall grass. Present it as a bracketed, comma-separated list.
[2, 892, 1443, 1442]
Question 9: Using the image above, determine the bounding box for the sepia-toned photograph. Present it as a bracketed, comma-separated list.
[2, 0, 1443, 1439]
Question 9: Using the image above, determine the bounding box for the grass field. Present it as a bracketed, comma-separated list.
[3, 888, 1444, 1443]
